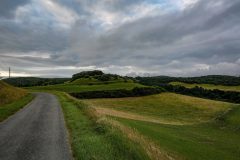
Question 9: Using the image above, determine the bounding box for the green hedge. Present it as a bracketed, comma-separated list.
[70, 87, 165, 99]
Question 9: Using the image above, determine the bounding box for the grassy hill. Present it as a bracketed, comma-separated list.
[0, 81, 27, 106]
[0, 81, 33, 122]
[28, 82, 144, 93]
[84, 93, 240, 160]
[84, 93, 235, 124]
[170, 82, 240, 92]
[28, 71, 142, 93]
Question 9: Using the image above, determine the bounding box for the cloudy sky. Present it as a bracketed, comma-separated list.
[0, 0, 240, 77]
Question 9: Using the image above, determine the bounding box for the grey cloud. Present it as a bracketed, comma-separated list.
[0, 0, 240, 77]
[0, 0, 30, 18]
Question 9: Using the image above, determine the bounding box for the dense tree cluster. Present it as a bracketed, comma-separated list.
[160, 84, 240, 103]
[70, 87, 165, 99]
[136, 75, 240, 86]
[71, 70, 104, 81]
[4, 77, 70, 87]
[71, 70, 131, 82]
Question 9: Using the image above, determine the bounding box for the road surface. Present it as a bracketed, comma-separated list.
[0, 93, 72, 160]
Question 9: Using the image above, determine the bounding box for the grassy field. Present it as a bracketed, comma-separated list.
[55, 92, 150, 160]
[0, 81, 27, 105]
[28, 82, 144, 93]
[170, 82, 240, 92]
[71, 77, 133, 85]
[116, 113, 240, 160]
[84, 93, 236, 124]
[0, 94, 34, 122]
[84, 93, 240, 160]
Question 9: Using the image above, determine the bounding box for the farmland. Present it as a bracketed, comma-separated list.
[170, 82, 240, 92]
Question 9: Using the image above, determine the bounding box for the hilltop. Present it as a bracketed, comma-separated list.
[70, 70, 134, 85]
[0, 81, 27, 106]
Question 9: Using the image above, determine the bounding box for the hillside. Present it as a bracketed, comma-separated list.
[0, 81, 27, 106]
[71, 70, 134, 85]
[84, 93, 240, 160]
[28, 70, 142, 93]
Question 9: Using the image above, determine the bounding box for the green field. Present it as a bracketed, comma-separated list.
[28, 82, 144, 93]
[28, 83, 143, 93]
[170, 82, 240, 92]
[85, 93, 236, 124]
[71, 77, 133, 85]
[84, 93, 240, 160]
[55, 92, 149, 160]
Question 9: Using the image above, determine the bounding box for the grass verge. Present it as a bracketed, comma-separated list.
[55, 92, 150, 160]
[0, 94, 34, 122]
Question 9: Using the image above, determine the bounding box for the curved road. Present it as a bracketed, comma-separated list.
[0, 93, 72, 160]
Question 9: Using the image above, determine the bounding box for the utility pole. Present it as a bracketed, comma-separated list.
[9, 67, 11, 78]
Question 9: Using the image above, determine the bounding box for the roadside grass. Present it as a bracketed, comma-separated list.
[0, 94, 34, 122]
[55, 92, 150, 160]
[0, 81, 27, 105]
[84, 93, 236, 124]
[170, 82, 240, 92]
[115, 106, 240, 160]
[28, 82, 144, 93]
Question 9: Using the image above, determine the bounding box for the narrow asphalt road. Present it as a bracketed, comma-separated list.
[0, 93, 72, 160]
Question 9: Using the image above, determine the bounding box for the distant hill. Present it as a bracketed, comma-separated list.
[0, 81, 27, 106]
[4, 77, 70, 87]
[136, 75, 240, 86]
[70, 70, 134, 85]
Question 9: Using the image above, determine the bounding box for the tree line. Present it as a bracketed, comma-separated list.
[159, 84, 240, 103]
[136, 75, 240, 86]
[70, 87, 165, 99]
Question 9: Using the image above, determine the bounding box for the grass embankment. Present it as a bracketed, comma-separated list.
[170, 82, 240, 92]
[0, 81, 34, 122]
[0, 94, 34, 122]
[85, 93, 236, 124]
[85, 93, 240, 160]
[0, 81, 27, 105]
[55, 92, 150, 160]
[28, 82, 144, 93]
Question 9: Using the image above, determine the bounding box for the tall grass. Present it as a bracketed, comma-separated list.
[0, 81, 27, 105]
[0, 94, 34, 122]
[56, 92, 150, 160]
